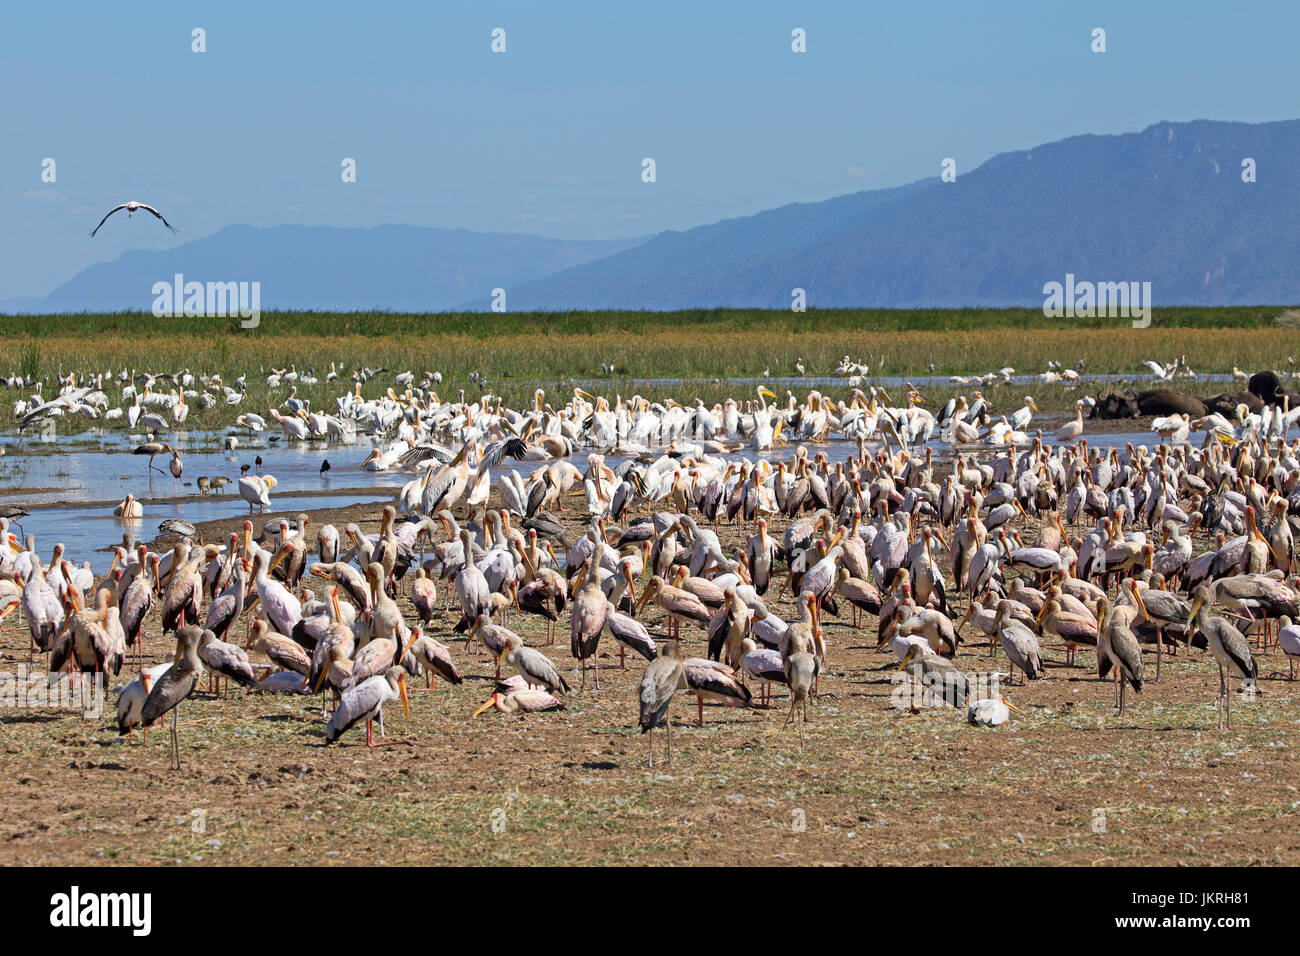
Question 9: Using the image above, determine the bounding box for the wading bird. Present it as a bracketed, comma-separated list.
[139, 625, 204, 770]
[639, 640, 686, 767]
[325, 666, 410, 746]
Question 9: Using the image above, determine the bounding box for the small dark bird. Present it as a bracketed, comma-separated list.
[320, 459, 331, 475]
[240, 464, 251, 476]
[255, 455, 263, 467]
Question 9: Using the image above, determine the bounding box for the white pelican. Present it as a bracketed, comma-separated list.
[967, 696, 1027, 727]
[1055, 399, 1085, 443]
[239, 474, 277, 513]
[113, 494, 143, 518]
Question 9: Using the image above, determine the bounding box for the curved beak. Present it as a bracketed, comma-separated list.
[1003, 697, 1028, 719]
[472, 694, 498, 718]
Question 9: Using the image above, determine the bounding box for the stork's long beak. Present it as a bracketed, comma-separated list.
[472, 694, 498, 718]
[268, 545, 291, 572]
[398, 673, 410, 720]
[1003, 697, 1027, 719]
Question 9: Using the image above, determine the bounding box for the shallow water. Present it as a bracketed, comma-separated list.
[0, 410, 1168, 574]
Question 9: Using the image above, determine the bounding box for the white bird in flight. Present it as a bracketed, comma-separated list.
[89, 201, 178, 238]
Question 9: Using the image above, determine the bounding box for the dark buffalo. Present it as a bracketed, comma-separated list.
[1092, 389, 1140, 419]
[1248, 370, 1284, 404]
[1136, 390, 1207, 418]
[1203, 391, 1263, 416]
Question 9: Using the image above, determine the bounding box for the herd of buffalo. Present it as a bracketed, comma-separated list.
[1093, 370, 1298, 420]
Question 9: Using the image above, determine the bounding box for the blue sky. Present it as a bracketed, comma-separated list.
[3, 0, 1297, 300]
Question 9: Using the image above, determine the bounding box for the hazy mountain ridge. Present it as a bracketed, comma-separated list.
[7, 119, 1297, 314]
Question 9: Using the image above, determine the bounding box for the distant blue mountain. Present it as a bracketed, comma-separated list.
[11, 224, 649, 313]
[7, 119, 1298, 314]
[501, 119, 1300, 309]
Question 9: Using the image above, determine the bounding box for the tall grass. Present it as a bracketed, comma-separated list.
[0, 308, 1292, 431]
[17, 343, 40, 382]
[0, 305, 1286, 340]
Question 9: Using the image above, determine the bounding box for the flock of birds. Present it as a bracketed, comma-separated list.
[5, 355, 1300, 774]
[20, 202, 1292, 769]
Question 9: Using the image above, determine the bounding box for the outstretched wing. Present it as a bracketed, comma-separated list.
[89, 203, 128, 238]
[139, 204, 179, 234]
[480, 436, 529, 467]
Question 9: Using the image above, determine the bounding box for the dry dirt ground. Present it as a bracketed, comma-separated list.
[2, 494, 1299, 866]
